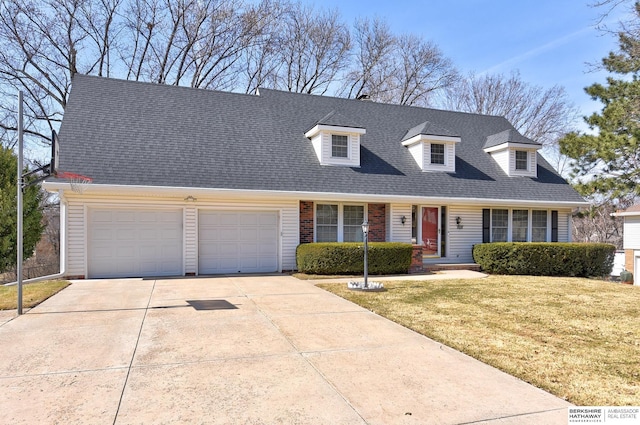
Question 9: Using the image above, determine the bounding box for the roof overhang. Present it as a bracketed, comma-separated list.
[304, 124, 366, 139]
[42, 182, 589, 208]
[611, 211, 640, 217]
[483, 142, 541, 153]
[401, 134, 461, 147]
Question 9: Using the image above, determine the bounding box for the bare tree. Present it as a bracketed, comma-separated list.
[571, 198, 636, 248]
[340, 18, 458, 106]
[441, 71, 578, 148]
[384, 34, 458, 106]
[0, 0, 86, 145]
[339, 17, 396, 100]
[269, 3, 350, 94]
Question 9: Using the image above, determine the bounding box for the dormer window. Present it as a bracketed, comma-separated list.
[484, 130, 541, 178]
[401, 121, 460, 173]
[430, 143, 445, 165]
[515, 150, 528, 170]
[305, 111, 365, 167]
[332, 135, 349, 158]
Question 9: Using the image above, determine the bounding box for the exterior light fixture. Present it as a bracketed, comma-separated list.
[401, 215, 407, 225]
[456, 216, 463, 229]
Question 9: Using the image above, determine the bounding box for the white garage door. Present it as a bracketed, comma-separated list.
[199, 211, 279, 274]
[88, 208, 183, 278]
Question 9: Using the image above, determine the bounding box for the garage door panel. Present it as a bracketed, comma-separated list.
[88, 208, 182, 278]
[199, 211, 278, 274]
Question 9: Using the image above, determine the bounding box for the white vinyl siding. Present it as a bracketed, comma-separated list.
[389, 204, 412, 243]
[488, 147, 537, 178]
[317, 133, 361, 167]
[490, 149, 510, 175]
[423, 142, 456, 172]
[184, 207, 197, 274]
[623, 216, 640, 249]
[445, 206, 483, 263]
[558, 210, 570, 242]
[66, 202, 86, 277]
[509, 149, 537, 177]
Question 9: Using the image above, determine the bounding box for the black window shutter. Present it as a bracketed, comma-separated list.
[551, 210, 558, 242]
[482, 209, 490, 243]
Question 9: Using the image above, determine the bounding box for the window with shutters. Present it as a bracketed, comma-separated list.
[484, 208, 557, 242]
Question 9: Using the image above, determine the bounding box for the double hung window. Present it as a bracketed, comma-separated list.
[430, 143, 445, 165]
[316, 204, 364, 242]
[331, 135, 349, 158]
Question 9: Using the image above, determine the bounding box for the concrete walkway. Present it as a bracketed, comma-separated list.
[0, 275, 570, 424]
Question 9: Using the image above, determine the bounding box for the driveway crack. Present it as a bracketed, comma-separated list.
[111, 279, 156, 425]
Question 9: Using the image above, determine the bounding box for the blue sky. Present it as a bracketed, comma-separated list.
[307, 0, 630, 127]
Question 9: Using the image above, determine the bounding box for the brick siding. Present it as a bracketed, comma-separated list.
[409, 245, 424, 273]
[300, 201, 314, 244]
[368, 204, 386, 242]
[625, 249, 635, 274]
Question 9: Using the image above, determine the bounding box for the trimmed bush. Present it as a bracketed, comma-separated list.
[296, 242, 413, 275]
[472, 242, 616, 277]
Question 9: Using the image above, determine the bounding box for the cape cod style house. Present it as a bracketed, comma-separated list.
[43, 75, 587, 279]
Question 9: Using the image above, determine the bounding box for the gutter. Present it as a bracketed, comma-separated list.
[42, 182, 590, 209]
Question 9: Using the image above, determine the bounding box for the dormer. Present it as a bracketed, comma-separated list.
[401, 121, 460, 173]
[304, 111, 366, 167]
[484, 129, 541, 178]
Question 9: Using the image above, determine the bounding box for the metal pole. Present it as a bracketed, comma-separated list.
[363, 226, 368, 289]
[17, 91, 23, 315]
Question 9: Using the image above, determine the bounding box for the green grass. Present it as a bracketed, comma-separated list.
[0, 280, 71, 310]
[318, 275, 640, 406]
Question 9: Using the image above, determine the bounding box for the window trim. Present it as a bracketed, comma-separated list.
[314, 203, 367, 242]
[331, 134, 349, 159]
[489, 208, 553, 242]
[515, 150, 529, 171]
[430, 143, 446, 165]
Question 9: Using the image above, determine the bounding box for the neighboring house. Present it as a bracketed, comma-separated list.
[612, 205, 640, 285]
[43, 75, 587, 279]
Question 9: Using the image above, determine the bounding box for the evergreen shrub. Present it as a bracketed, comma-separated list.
[296, 242, 413, 275]
[472, 242, 616, 277]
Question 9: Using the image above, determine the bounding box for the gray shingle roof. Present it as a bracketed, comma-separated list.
[312, 110, 364, 130]
[484, 129, 539, 149]
[56, 75, 584, 203]
[401, 121, 459, 141]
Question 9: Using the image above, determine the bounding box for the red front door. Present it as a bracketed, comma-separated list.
[422, 207, 439, 256]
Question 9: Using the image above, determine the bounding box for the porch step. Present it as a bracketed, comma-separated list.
[424, 263, 482, 272]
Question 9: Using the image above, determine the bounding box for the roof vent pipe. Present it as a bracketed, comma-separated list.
[357, 94, 372, 101]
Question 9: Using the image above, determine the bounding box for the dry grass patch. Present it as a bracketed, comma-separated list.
[318, 275, 639, 406]
[0, 280, 71, 310]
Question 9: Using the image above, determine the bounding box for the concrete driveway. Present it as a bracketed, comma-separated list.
[0, 275, 571, 424]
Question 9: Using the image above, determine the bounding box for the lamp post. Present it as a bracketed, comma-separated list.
[362, 220, 369, 289]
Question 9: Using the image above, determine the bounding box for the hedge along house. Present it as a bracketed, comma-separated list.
[43, 75, 587, 279]
[613, 205, 640, 285]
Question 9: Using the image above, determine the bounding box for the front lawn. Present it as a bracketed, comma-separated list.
[0, 280, 71, 310]
[318, 276, 639, 406]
